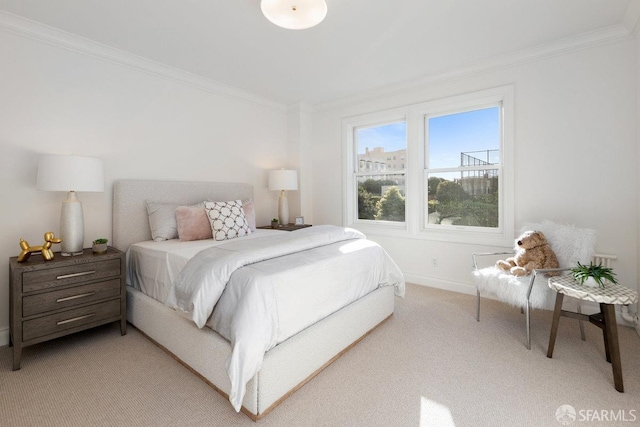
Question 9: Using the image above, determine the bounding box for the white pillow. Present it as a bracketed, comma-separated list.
[204, 200, 251, 241]
[146, 201, 180, 241]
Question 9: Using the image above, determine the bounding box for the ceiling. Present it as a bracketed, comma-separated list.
[0, 0, 636, 106]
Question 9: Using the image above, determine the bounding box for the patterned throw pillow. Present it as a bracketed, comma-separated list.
[204, 200, 251, 241]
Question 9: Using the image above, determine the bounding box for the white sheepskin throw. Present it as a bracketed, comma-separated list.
[474, 268, 555, 309]
[474, 221, 596, 310]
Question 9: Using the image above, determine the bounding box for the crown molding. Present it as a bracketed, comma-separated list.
[0, 11, 287, 113]
[314, 23, 632, 113]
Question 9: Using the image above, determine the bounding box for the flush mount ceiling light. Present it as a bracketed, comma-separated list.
[261, 0, 328, 30]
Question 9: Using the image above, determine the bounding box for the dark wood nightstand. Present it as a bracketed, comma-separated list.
[9, 247, 126, 370]
[257, 224, 312, 232]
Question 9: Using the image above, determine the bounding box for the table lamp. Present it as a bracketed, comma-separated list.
[268, 169, 298, 225]
[36, 154, 104, 256]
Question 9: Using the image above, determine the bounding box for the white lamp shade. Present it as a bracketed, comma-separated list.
[36, 154, 104, 192]
[269, 169, 298, 191]
[261, 0, 327, 30]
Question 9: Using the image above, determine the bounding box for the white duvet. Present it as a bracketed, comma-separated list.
[165, 225, 404, 411]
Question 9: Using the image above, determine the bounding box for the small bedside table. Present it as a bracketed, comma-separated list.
[547, 275, 638, 392]
[9, 247, 126, 370]
[257, 224, 312, 232]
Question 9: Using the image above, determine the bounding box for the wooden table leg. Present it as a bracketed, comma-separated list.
[547, 293, 564, 358]
[599, 303, 611, 363]
[601, 303, 624, 392]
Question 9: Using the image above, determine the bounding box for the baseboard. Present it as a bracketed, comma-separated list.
[0, 327, 9, 347]
[404, 274, 476, 295]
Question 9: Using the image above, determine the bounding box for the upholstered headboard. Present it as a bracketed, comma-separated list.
[112, 180, 254, 253]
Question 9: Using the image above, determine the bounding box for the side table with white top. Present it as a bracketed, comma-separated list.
[546, 275, 638, 392]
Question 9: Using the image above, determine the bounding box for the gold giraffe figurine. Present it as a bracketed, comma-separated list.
[17, 232, 63, 262]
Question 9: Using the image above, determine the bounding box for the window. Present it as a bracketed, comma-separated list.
[354, 121, 407, 223]
[343, 86, 513, 245]
[344, 112, 407, 226]
[425, 106, 501, 229]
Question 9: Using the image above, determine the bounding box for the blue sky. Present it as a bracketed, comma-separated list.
[357, 122, 406, 154]
[357, 106, 500, 169]
[429, 106, 500, 169]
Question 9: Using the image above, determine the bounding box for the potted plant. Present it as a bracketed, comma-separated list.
[92, 238, 108, 254]
[271, 218, 279, 229]
[571, 261, 618, 288]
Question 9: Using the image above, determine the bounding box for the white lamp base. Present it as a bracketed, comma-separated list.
[60, 191, 84, 256]
[278, 190, 289, 226]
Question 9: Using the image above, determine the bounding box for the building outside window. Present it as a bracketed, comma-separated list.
[354, 121, 407, 222]
[425, 106, 501, 229]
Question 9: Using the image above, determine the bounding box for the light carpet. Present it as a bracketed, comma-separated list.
[1, 284, 639, 426]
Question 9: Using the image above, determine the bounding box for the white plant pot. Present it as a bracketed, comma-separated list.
[582, 277, 598, 288]
[92, 243, 108, 254]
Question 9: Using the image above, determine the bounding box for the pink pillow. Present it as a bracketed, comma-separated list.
[242, 200, 256, 232]
[176, 206, 213, 241]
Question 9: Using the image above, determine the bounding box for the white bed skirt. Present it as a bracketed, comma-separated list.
[126, 284, 395, 419]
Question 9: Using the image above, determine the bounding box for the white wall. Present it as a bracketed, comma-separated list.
[308, 38, 638, 303]
[0, 29, 289, 344]
[286, 103, 314, 224]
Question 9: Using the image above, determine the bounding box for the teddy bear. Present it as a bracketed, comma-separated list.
[496, 230, 559, 276]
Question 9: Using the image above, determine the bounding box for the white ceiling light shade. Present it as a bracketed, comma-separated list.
[261, 0, 328, 30]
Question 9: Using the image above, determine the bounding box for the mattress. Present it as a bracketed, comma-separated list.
[128, 229, 403, 340]
[126, 229, 282, 303]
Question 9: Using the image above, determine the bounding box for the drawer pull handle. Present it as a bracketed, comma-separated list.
[56, 292, 96, 303]
[56, 271, 96, 280]
[56, 313, 96, 325]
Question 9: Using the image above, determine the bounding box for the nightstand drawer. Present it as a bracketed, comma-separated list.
[22, 279, 122, 317]
[22, 299, 121, 342]
[22, 259, 121, 293]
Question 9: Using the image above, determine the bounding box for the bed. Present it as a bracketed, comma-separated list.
[112, 179, 404, 420]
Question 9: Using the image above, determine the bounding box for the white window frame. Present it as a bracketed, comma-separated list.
[343, 108, 409, 234]
[343, 85, 514, 246]
[417, 86, 514, 245]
